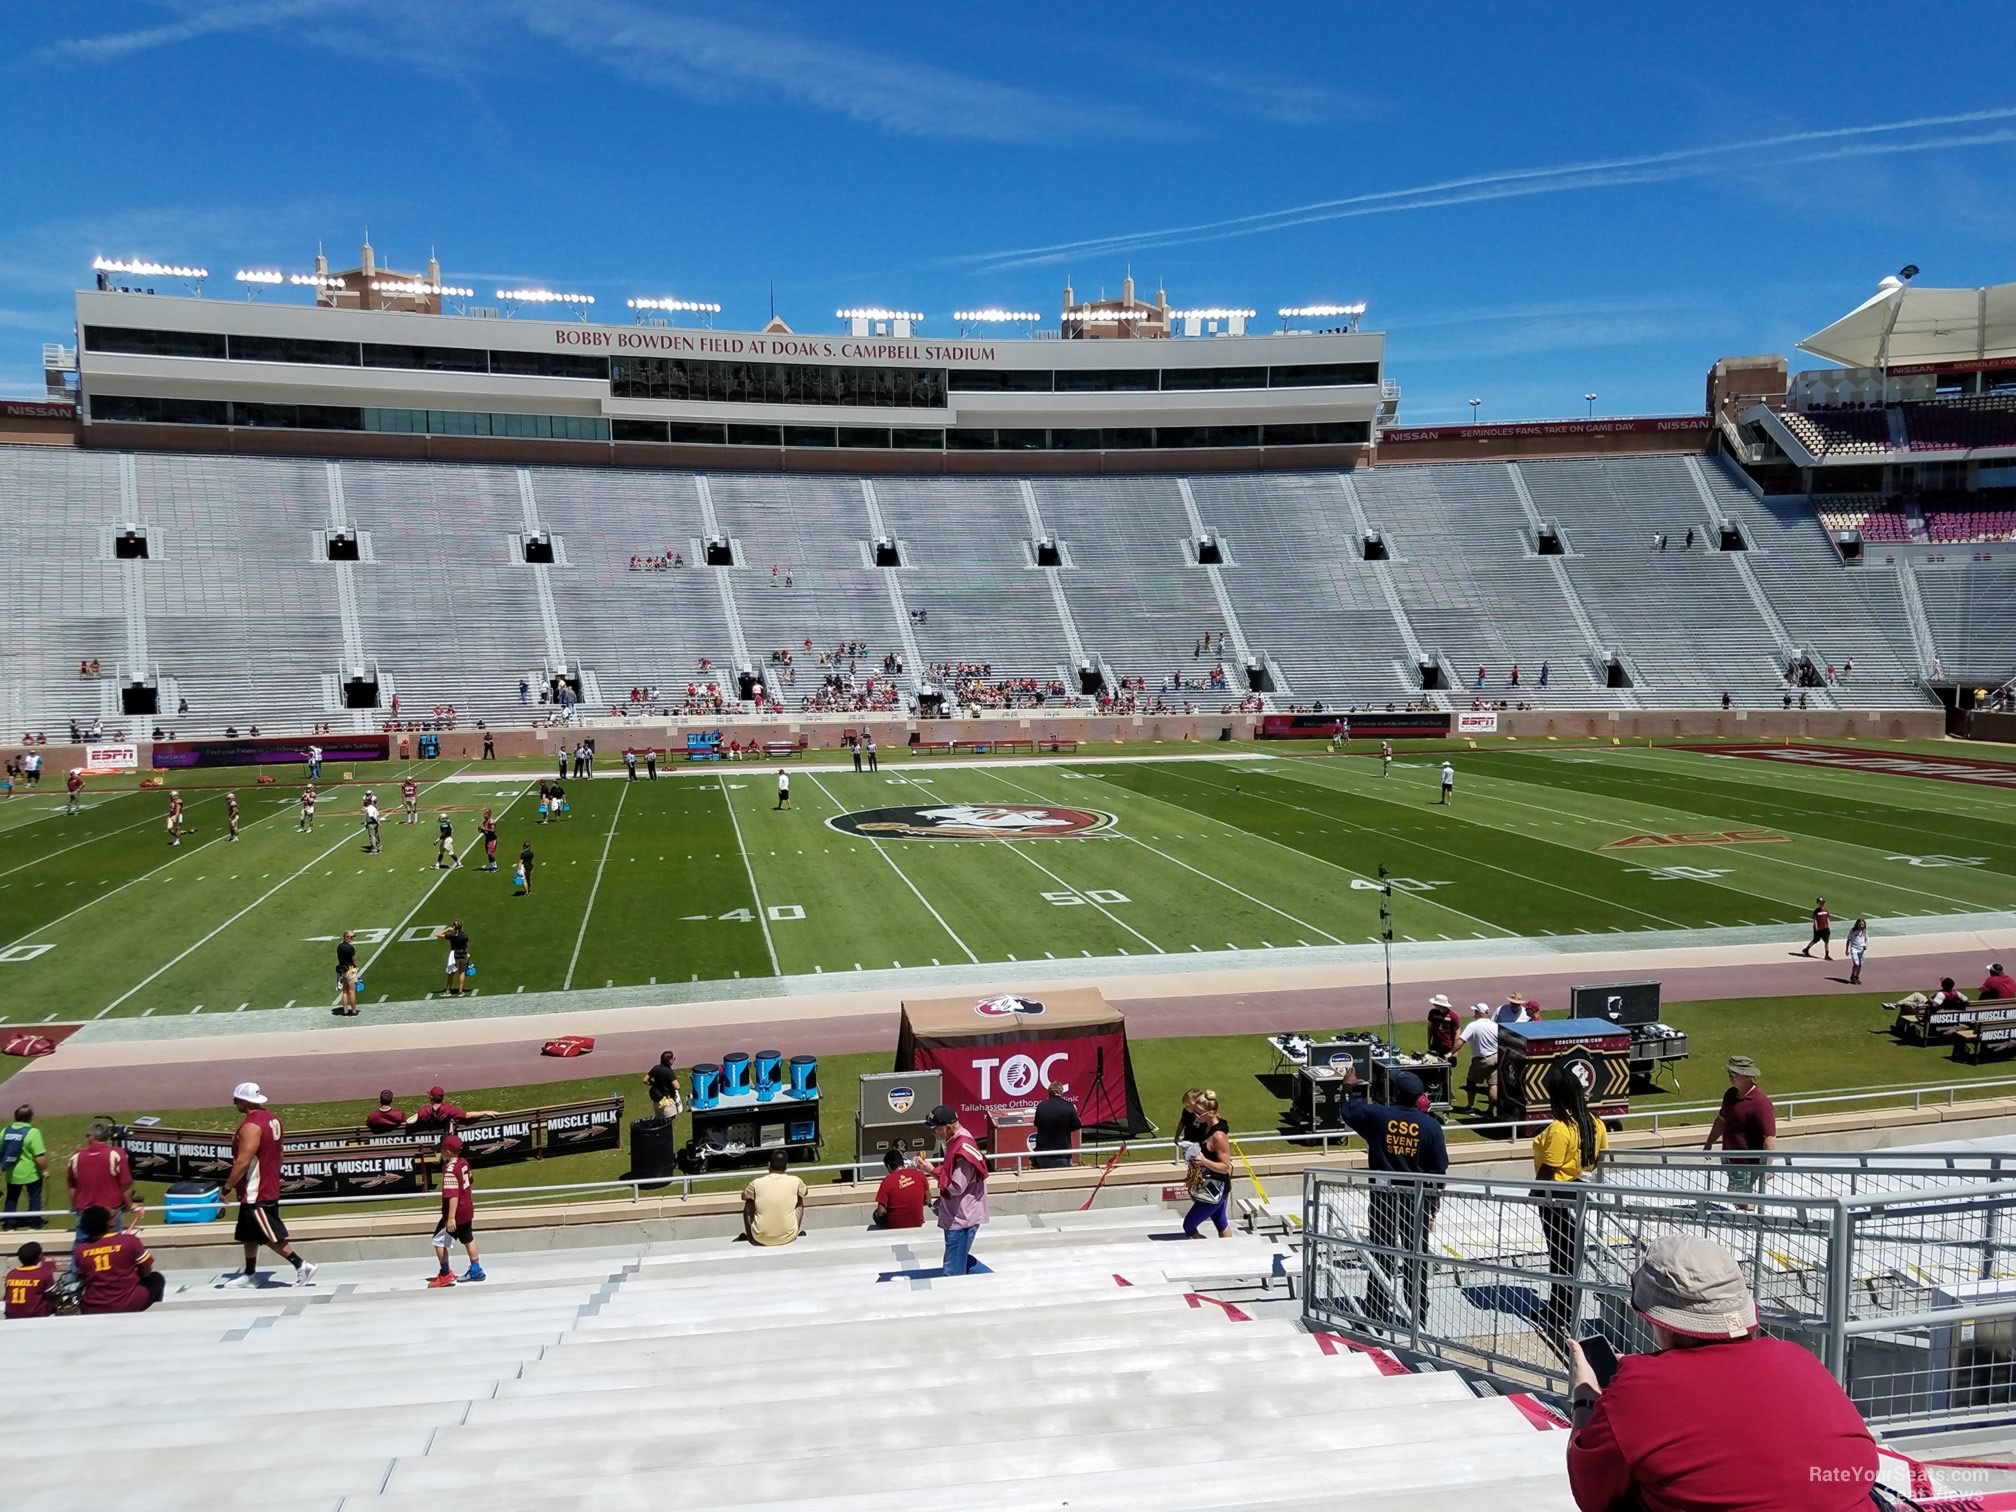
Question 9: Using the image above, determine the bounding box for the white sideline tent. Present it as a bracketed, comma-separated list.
[1800, 276, 2016, 369]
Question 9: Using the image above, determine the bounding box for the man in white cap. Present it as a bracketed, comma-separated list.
[775, 767, 791, 810]
[1438, 760, 1455, 805]
[1425, 993, 1459, 1059]
[217, 1082, 316, 1289]
[1458, 1003, 1499, 1115]
[1566, 1235, 1875, 1508]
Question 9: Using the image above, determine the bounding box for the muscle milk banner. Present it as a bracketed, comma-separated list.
[895, 988, 1149, 1139]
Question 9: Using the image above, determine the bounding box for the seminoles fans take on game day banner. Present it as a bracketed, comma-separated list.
[895, 988, 1150, 1139]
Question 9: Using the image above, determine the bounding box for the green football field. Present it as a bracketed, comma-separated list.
[2, 739, 2013, 1023]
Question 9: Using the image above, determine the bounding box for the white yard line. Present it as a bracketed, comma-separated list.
[97, 825, 365, 1015]
[562, 780, 628, 991]
[0, 791, 153, 879]
[718, 774, 781, 976]
[984, 768, 1349, 947]
[978, 829, 1166, 955]
[806, 771, 977, 963]
[354, 772, 527, 991]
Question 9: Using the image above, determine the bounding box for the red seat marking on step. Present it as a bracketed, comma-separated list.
[1183, 1292, 1250, 1321]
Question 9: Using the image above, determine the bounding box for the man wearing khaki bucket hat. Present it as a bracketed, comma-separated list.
[1566, 1235, 1875, 1508]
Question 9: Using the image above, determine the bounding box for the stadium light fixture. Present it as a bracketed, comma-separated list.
[1584, 391, 1598, 417]
[1168, 308, 1257, 321]
[1469, 398, 1482, 424]
[234, 269, 284, 285]
[290, 273, 348, 290]
[1277, 302, 1367, 319]
[374, 280, 475, 297]
[497, 288, 597, 304]
[627, 297, 723, 313]
[1062, 308, 1154, 322]
[94, 256, 209, 280]
[836, 307, 923, 322]
[952, 309, 1044, 323]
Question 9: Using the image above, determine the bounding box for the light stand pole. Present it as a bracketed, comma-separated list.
[1379, 863, 1396, 1047]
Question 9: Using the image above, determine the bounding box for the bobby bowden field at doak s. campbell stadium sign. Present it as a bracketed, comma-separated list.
[825, 804, 1117, 841]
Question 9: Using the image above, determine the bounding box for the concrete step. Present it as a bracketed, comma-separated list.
[363, 1397, 1558, 1506]
[11, 1457, 390, 1509]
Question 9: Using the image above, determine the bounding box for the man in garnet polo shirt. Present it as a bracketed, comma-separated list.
[1982, 963, 2016, 1002]
[405, 1087, 497, 1132]
[67, 1118, 142, 1246]
[1703, 1055, 1776, 1195]
[365, 1091, 409, 1132]
[1566, 1235, 1875, 1510]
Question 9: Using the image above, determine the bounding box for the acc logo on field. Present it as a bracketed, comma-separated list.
[886, 1085, 916, 1114]
[1601, 829, 1785, 850]
[827, 804, 1115, 841]
[974, 995, 1047, 1020]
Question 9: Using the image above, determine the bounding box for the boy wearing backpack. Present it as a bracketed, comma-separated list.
[920, 1105, 990, 1276]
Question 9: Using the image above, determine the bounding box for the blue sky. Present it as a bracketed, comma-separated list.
[4, 1, 2013, 420]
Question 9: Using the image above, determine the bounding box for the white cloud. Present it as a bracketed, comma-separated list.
[37, 0, 342, 64]
[507, 1, 1172, 144]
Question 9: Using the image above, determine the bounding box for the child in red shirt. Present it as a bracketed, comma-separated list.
[428, 1135, 486, 1287]
[5, 1241, 55, 1318]
[872, 1151, 927, 1230]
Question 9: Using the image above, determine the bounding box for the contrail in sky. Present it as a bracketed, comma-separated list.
[959, 106, 2016, 270]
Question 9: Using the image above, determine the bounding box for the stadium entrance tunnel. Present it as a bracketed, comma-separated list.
[342, 671, 380, 709]
[113, 526, 149, 560]
[1718, 522, 1749, 551]
[1246, 657, 1273, 693]
[325, 529, 361, 562]
[1605, 653, 1634, 689]
[1034, 535, 1062, 567]
[522, 530, 557, 565]
[704, 535, 735, 567]
[120, 680, 158, 716]
[1361, 530, 1389, 561]
[1417, 657, 1446, 691]
[1078, 660, 1103, 696]
[872, 536, 903, 567]
[1194, 532, 1224, 565]
[1535, 523, 1566, 556]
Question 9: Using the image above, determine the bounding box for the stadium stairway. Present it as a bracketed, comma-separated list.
[5, 1206, 1575, 1511]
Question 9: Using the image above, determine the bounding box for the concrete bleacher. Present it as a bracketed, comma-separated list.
[1, 1205, 1574, 1511]
[1916, 562, 2016, 682]
[1521, 457, 1792, 706]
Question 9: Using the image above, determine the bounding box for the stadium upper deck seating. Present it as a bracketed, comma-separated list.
[1778, 407, 1892, 458]
[0, 1206, 1578, 1511]
[2, 442, 1994, 734]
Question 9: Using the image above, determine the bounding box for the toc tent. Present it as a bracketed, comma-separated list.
[896, 988, 1150, 1140]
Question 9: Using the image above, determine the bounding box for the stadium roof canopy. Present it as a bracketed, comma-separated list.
[1800, 277, 2016, 369]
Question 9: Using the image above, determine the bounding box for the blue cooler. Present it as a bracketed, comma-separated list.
[722, 1052, 752, 1097]
[165, 1182, 223, 1224]
[787, 1054, 819, 1099]
[754, 1050, 783, 1102]
[690, 1062, 722, 1109]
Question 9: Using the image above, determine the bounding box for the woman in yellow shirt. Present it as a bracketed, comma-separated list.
[1534, 1064, 1607, 1347]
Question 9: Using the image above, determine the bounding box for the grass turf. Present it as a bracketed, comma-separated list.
[6, 990, 2008, 1230]
[0, 739, 2012, 1021]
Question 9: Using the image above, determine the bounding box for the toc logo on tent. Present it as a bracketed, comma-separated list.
[973, 995, 1046, 1020]
[972, 1052, 1069, 1100]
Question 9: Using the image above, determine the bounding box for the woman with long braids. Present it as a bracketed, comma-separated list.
[1533, 1063, 1607, 1345]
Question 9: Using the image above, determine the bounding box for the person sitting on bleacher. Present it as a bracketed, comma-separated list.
[1981, 964, 2016, 1001]
[1566, 1236, 1876, 1510]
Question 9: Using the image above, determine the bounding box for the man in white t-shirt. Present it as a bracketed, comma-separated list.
[775, 768, 791, 810]
[1459, 1003, 1500, 1114]
[1439, 761, 1455, 805]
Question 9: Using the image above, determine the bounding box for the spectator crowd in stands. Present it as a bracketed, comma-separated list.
[627, 551, 686, 571]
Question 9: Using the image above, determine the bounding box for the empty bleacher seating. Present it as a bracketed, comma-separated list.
[0, 1205, 1578, 1511]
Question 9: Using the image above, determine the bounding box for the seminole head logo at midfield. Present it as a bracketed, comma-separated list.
[826, 804, 1116, 841]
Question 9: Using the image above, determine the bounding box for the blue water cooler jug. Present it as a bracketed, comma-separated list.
[754, 1049, 783, 1102]
[787, 1055, 818, 1099]
[721, 1051, 752, 1097]
[690, 1062, 722, 1108]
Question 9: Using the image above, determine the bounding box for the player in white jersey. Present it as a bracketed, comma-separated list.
[1381, 742, 1393, 777]
[298, 784, 317, 833]
[362, 793, 382, 853]
[226, 792, 241, 842]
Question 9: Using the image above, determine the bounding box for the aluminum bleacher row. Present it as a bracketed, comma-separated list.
[2, 1206, 1578, 1511]
[2, 443, 1995, 734]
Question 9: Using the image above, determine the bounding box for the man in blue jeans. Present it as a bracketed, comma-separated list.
[920, 1105, 990, 1276]
[2, 1106, 48, 1231]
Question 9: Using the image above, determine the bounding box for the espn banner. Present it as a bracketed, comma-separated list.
[83, 743, 139, 772]
[119, 1126, 431, 1199]
[1455, 711, 1499, 735]
[913, 1029, 1132, 1140]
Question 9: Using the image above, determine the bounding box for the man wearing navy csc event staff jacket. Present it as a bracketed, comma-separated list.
[1339, 1061, 1448, 1329]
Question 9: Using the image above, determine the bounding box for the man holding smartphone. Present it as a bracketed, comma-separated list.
[1566, 1236, 1875, 1509]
